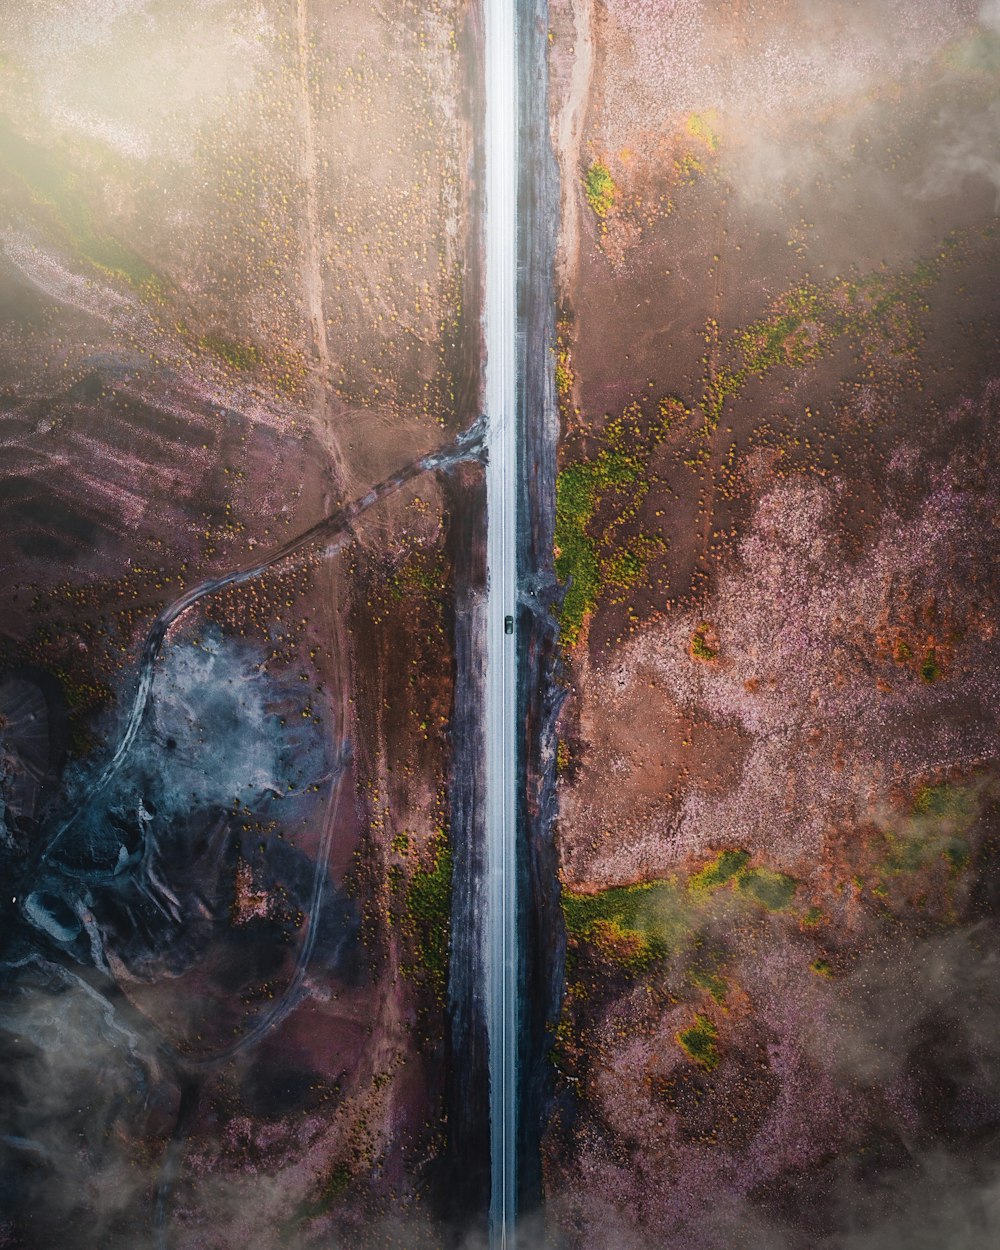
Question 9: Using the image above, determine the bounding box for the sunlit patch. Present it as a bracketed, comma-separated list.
[4, 1, 273, 161]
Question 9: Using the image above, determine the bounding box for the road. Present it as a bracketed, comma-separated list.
[483, 0, 519, 1245]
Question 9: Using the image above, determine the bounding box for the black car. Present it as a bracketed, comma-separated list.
[504, 615, 514, 635]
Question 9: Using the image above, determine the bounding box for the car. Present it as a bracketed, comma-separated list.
[504, 615, 514, 635]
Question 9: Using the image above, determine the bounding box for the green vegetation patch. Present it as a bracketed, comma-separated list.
[603, 546, 647, 592]
[689, 623, 717, 661]
[688, 849, 798, 911]
[589, 917, 665, 975]
[388, 548, 447, 602]
[944, 839, 970, 871]
[736, 867, 799, 911]
[561, 856, 800, 989]
[406, 830, 452, 994]
[554, 462, 602, 643]
[561, 879, 691, 972]
[810, 958, 834, 978]
[700, 256, 943, 430]
[913, 781, 972, 822]
[316, 1161, 351, 1204]
[689, 965, 727, 1004]
[554, 247, 951, 646]
[555, 402, 678, 644]
[688, 850, 750, 892]
[878, 779, 982, 881]
[200, 333, 263, 372]
[948, 30, 1000, 76]
[915, 780, 973, 829]
[676, 1013, 719, 1070]
[736, 282, 827, 375]
[555, 343, 574, 398]
[920, 647, 942, 683]
[292, 1159, 352, 1226]
[584, 161, 616, 219]
[685, 111, 719, 153]
[703, 283, 827, 427]
[563, 879, 656, 935]
[885, 830, 970, 880]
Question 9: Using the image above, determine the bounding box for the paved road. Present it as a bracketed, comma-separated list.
[483, 0, 518, 1245]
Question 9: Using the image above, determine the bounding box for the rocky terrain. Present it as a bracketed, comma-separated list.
[0, 2, 481, 1246]
[544, 1, 1000, 1245]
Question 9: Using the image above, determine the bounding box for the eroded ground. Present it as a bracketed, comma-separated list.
[545, 1, 1000, 1245]
[0, 2, 478, 1246]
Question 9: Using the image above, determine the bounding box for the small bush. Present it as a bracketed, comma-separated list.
[690, 624, 717, 661]
[555, 350, 573, 397]
[920, 647, 941, 683]
[406, 832, 452, 994]
[584, 161, 616, 218]
[676, 1014, 719, 1070]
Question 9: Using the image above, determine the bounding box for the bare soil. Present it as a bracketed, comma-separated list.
[0, 1, 479, 1245]
[546, 1, 1000, 1245]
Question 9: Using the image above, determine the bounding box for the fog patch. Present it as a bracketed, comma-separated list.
[5, 0, 274, 161]
[981, 0, 1000, 30]
[146, 626, 303, 811]
[596, 0, 976, 152]
[917, 97, 1000, 209]
[0, 963, 171, 1250]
